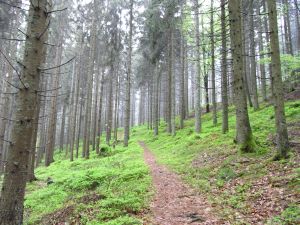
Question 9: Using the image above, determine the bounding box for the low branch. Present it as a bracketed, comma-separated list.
[17, 29, 29, 38]
[37, 20, 51, 40]
[35, 86, 62, 93]
[38, 57, 75, 71]
[0, 37, 26, 42]
[0, 0, 28, 11]
[41, 70, 71, 75]
[0, 49, 27, 89]
[38, 92, 70, 98]
[4, 79, 21, 90]
[44, 42, 58, 47]
[47, 7, 67, 14]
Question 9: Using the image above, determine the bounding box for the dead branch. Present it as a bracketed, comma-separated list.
[39, 57, 75, 71]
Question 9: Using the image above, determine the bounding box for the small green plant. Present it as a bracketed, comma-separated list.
[268, 205, 300, 225]
[217, 167, 236, 182]
[99, 144, 111, 156]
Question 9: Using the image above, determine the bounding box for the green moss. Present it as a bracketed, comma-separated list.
[24, 142, 151, 225]
[24, 100, 300, 224]
[268, 205, 300, 225]
[239, 133, 256, 153]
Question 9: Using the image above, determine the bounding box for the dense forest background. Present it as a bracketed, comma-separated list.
[0, 0, 299, 224]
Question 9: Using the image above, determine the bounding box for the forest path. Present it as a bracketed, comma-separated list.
[139, 141, 228, 225]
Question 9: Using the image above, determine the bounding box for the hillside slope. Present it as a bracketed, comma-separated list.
[25, 100, 300, 224]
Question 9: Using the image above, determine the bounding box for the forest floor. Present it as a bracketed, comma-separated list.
[134, 100, 300, 225]
[140, 141, 227, 225]
[22, 100, 300, 225]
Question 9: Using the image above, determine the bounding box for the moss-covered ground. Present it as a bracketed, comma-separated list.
[24, 100, 300, 224]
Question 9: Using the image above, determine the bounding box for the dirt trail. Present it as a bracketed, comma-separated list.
[139, 142, 228, 225]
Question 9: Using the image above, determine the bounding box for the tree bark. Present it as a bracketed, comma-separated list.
[249, 0, 259, 110]
[96, 71, 104, 154]
[229, 0, 254, 153]
[221, 0, 229, 133]
[211, 0, 217, 126]
[83, 13, 96, 159]
[194, 0, 202, 133]
[180, 33, 185, 129]
[267, 0, 289, 159]
[257, 1, 267, 101]
[124, 0, 133, 147]
[0, 1, 49, 223]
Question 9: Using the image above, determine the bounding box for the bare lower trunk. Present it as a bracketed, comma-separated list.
[96, 72, 104, 154]
[124, 0, 133, 147]
[229, 0, 254, 153]
[0, 1, 49, 223]
[211, 0, 217, 126]
[267, 0, 289, 159]
[179, 33, 185, 129]
[194, 0, 202, 133]
[249, 0, 259, 110]
[221, 0, 229, 133]
[106, 66, 114, 146]
[59, 101, 67, 151]
[258, 1, 267, 101]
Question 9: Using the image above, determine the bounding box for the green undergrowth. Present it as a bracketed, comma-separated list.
[24, 142, 151, 225]
[134, 100, 300, 223]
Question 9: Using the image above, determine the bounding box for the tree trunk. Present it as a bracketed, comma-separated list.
[153, 63, 160, 136]
[106, 66, 114, 146]
[249, 0, 259, 110]
[184, 42, 189, 118]
[180, 33, 185, 129]
[0, 1, 49, 223]
[211, 0, 217, 126]
[229, 0, 254, 153]
[221, 0, 229, 133]
[96, 71, 104, 154]
[257, 1, 267, 101]
[83, 15, 96, 159]
[171, 31, 176, 136]
[263, 1, 274, 97]
[267, 0, 289, 159]
[59, 100, 67, 151]
[295, 0, 300, 53]
[167, 32, 172, 134]
[45, 37, 62, 167]
[194, 0, 202, 133]
[113, 73, 120, 144]
[124, 0, 133, 147]
[283, 0, 293, 55]
[92, 63, 101, 151]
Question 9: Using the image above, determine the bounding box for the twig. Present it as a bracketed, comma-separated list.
[0, 138, 13, 145]
[41, 70, 71, 75]
[47, 7, 67, 14]
[44, 42, 58, 47]
[29, 0, 35, 8]
[18, 29, 29, 38]
[0, 0, 28, 11]
[0, 49, 27, 89]
[39, 57, 75, 71]
[4, 79, 20, 90]
[35, 86, 62, 93]
[37, 20, 51, 40]
[0, 116, 19, 122]
[0, 37, 26, 42]
[0, 92, 18, 95]
[38, 92, 70, 98]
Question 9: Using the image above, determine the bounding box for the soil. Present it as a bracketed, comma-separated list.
[140, 141, 228, 225]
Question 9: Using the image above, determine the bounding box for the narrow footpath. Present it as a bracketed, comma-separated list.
[139, 141, 228, 225]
